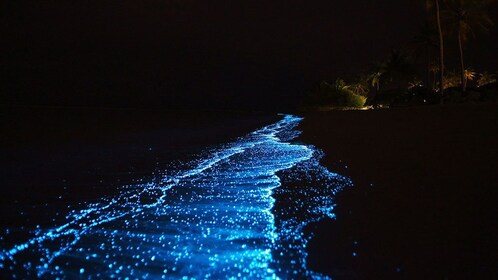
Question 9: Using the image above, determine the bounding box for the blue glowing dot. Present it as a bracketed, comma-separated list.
[0, 115, 351, 279]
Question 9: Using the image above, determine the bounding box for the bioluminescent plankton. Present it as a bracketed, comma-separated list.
[1, 115, 351, 279]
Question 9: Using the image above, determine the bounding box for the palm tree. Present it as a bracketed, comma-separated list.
[425, 0, 446, 100]
[464, 68, 477, 87]
[443, 0, 495, 92]
[429, 63, 440, 90]
[366, 63, 385, 101]
[411, 22, 439, 90]
[366, 51, 415, 104]
[381, 49, 417, 86]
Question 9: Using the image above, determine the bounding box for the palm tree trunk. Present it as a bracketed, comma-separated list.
[458, 29, 466, 92]
[433, 71, 437, 90]
[436, 0, 445, 103]
[426, 47, 432, 91]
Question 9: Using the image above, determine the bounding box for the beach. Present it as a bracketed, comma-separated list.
[298, 103, 498, 279]
[2, 104, 497, 278]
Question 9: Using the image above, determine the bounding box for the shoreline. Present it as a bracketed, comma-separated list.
[1, 107, 279, 229]
[297, 103, 498, 279]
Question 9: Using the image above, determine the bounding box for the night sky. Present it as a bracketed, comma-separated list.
[2, 1, 497, 110]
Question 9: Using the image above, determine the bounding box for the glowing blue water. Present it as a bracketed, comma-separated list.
[0, 115, 351, 279]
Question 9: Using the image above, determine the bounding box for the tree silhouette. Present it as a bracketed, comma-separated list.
[381, 49, 417, 86]
[411, 22, 439, 90]
[365, 50, 416, 104]
[443, 0, 495, 92]
[425, 0, 446, 101]
[366, 62, 385, 101]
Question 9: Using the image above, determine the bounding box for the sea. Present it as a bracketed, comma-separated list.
[1, 109, 351, 279]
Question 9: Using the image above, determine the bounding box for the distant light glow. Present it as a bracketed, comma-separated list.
[1, 115, 351, 279]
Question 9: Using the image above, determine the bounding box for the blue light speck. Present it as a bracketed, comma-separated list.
[0, 115, 351, 279]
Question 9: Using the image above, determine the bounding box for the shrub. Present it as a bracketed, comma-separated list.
[302, 80, 366, 109]
[477, 72, 497, 87]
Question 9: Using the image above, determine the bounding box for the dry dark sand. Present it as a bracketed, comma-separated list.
[299, 104, 498, 279]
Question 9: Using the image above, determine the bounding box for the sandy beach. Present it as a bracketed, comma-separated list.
[298, 103, 498, 279]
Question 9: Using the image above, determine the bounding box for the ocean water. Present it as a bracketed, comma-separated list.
[0, 114, 351, 279]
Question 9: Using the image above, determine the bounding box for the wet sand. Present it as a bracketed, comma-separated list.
[298, 104, 498, 279]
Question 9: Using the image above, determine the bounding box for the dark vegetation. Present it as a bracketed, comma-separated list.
[301, 0, 497, 110]
[300, 80, 367, 110]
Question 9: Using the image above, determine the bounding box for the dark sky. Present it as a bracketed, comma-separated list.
[1, 1, 497, 110]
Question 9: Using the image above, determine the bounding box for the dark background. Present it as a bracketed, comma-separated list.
[1, 0, 497, 111]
